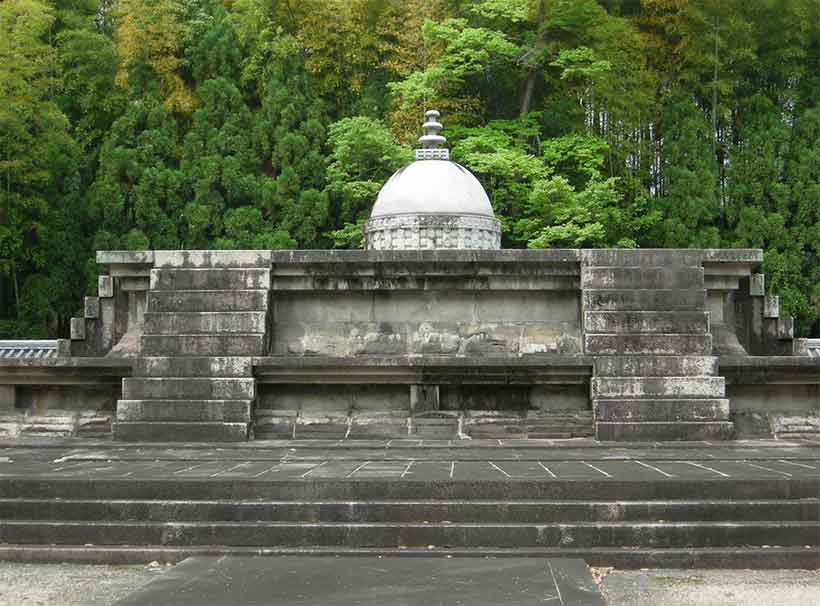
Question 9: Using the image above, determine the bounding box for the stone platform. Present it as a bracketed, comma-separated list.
[0, 438, 817, 569]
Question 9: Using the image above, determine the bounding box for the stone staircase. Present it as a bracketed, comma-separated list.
[582, 250, 733, 441]
[113, 251, 272, 442]
[0, 461, 817, 568]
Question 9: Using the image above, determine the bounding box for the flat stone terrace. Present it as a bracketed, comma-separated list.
[0, 437, 818, 480]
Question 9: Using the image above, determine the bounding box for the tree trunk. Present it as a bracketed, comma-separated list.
[519, 1, 546, 116]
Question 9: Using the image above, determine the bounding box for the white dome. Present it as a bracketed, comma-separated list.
[370, 160, 495, 218]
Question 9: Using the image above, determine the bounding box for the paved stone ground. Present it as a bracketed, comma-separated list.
[0, 562, 164, 606]
[111, 556, 606, 605]
[601, 569, 820, 605]
[0, 437, 817, 481]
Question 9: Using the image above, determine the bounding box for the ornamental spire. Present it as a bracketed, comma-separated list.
[415, 109, 449, 160]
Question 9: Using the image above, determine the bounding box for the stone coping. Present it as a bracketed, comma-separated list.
[252, 354, 594, 368]
[96, 248, 765, 267]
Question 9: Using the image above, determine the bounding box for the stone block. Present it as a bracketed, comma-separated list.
[150, 268, 270, 291]
[411, 415, 458, 438]
[84, 296, 100, 319]
[70, 317, 86, 340]
[584, 311, 708, 334]
[594, 356, 718, 377]
[594, 399, 730, 422]
[582, 267, 703, 290]
[55, 339, 72, 357]
[591, 377, 725, 398]
[147, 290, 269, 313]
[117, 399, 252, 422]
[595, 420, 734, 441]
[764, 296, 780, 318]
[582, 289, 706, 311]
[582, 249, 705, 267]
[750, 273, 765, 296]
[153, 250, 272, 269]
[143, 311, 267, 335]
[134, 356, 253, 378]
[141, 334, 266, 356]
[295, 417, 348, 439]
[113, 421, 248, 442]
[584, 334, 712, 356]
[348, 415, 409, 439]
[98, 275, 114, 298]
[122, 378, 255, 400]
[96, 250, 155, 265]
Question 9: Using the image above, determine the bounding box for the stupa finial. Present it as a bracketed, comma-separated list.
[416, 109, 449, 160]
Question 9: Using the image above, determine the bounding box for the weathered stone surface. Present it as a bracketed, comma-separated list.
[582, 267, 703, 290]
[70, 318, 86, 341]
[591, 377, 725, 398]
[113, 421, 248, 442]
[98, 275, 114, 298]
[595, 356, 718, 377]
[582, 289, 706, 311]
[141, 335, 266, 356]
[584, 334, 712, 356]
[122, 378, 255, 400]
[117, 400, 251, 422]
[83, 297, 100, 319]
[595, 399, 730, 422]
[584, 311, 709, 334]
[143, 312, 267, 335]
[150, 269, 270, 291]
[135, 357, 252, 378]
[153, 250, 272, 269]
[596, 421, 734, 441]
[147, 290, 269, 313]
[582, 249, 705, 267]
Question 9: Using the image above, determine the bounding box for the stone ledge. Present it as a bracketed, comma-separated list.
[719, 355, 820, 384]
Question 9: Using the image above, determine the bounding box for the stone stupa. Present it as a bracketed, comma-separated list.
[364, 110, 502, 250]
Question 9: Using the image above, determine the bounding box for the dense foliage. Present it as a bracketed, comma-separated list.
[1, 0, 818, 337]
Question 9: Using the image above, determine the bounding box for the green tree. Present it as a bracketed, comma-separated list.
[656, 93, 721, 247]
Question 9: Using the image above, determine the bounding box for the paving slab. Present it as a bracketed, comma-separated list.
[601, 569, 820, 606]
[111, 556, 606, 606]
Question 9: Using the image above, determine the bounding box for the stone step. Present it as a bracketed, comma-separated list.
[122, 378, 256, 400]
[113, 422, 248, 442]
[141, 335, 266, 356]
[594, 399, 730, 422]
[0, 498, 812, 523]
[595, 421, 734, 441]
[591, 377, 726, 398]
[582, 289, 706, 311]
[594, 356, 718, 377]
[143, 312, 267, 335]
[584, 311, 709, 334]
[581, 267, 704, 290]
[134, 357, 253, 378]
[117, 400, 252, 423]
[0, 520, 815, 548]
[0, 544, 815, 569]
[584, 334, 712, 355]
[154, 250, 272, 269]
[7, 477, 813, 502]
[582, 250, 705, 267]
[147, 290, 269, 313]
[150, 268, 271, 291]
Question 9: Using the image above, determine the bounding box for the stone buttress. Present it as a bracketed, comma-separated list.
[113, 251, 272, 441]
[582, 250, 733, 441]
